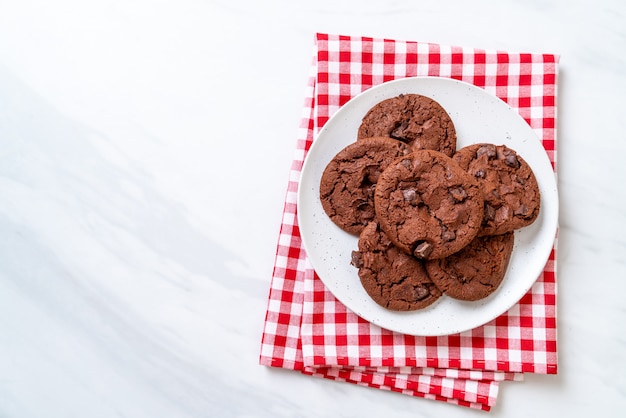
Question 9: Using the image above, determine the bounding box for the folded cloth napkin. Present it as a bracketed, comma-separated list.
[260, 33, 559, 411]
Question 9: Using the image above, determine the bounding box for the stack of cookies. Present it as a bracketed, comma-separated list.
[319, 94, 540, 311]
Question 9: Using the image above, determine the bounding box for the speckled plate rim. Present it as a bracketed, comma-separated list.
[297, 76, 558, 336]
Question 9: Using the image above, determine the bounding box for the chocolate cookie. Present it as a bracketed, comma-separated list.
[351, 222, 442, 311]
[453, 143, 540, 235]
[425, 232, 515, 301]
[319, 137, 411, 235]
[357, 94, 457, 157]
[374, 150, 484, 260]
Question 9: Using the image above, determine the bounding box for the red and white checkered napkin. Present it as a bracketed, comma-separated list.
[260, 33, 559, 411]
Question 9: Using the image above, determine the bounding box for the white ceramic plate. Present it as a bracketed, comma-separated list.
[298, 76, 558, 336]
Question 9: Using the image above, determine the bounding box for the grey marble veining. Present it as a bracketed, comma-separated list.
[1, 0, 625, 417]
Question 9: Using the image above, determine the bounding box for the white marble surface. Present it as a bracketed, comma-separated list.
[0, 0, 624, 416]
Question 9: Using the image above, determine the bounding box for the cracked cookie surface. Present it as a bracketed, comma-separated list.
[453, 143, 540, 236]
[320, 137, 410, 235]
[351, 222, 442, 311]
[374, 150, 484, 260]
[357, 94, 457, 157]
[425, 232, 514, 301]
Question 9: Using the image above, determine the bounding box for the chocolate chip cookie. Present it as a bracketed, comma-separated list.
[425, 232, 515, 301]
[357, 94, 457, 157]
[351, 222, 442, 311]
[374, 150, 484, 260]
[319, 137, 411, 235]
[453, 143, 540, 236]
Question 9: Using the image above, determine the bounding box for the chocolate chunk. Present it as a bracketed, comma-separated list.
[413, 241, 433, 258]
[495, 205, 511, 223]
[403, 188, 417, 202]
[477, 144, 496, 159]
[505, 154, 520, 168]
[484, 204, 496, 221]
[391, 121, 410, 140]
[514, 204, 530, 218]
[410, 285, 430, 301]
[497, 147, 521, 168]
[351, 251, 363, 268]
